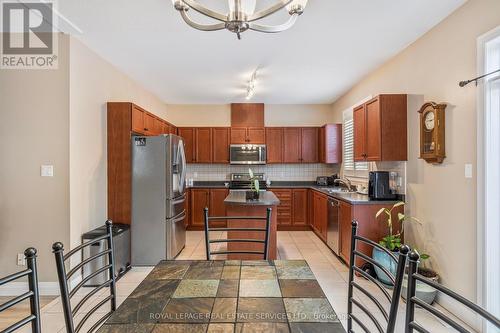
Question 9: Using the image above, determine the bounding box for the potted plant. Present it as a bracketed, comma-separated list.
[245, 168, 260, 201]
[372, 202, 419, 285]
[401, 250, 440, 305]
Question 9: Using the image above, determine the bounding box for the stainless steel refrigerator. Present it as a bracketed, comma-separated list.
[131, 134, 187, 265]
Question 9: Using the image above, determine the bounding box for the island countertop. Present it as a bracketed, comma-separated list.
[224, 190, 280, 206]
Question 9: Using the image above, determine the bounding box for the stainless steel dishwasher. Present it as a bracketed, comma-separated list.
[327, 197, 340, 255]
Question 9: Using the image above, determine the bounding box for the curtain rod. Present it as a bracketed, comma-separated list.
[459, 69, 500, 87]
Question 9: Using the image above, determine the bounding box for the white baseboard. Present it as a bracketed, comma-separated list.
[0, 282, 60, 296]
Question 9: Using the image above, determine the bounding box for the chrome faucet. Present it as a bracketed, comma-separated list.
[334, 178, 353, 191]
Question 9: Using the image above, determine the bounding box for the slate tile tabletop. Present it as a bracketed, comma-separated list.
[98, 260, 346, 333]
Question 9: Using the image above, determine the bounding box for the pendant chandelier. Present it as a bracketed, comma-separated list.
[172, 0, 308, 39]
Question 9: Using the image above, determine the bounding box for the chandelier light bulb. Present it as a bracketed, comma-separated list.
[286, 0, 308, 15]
[228, 0, 257, 16]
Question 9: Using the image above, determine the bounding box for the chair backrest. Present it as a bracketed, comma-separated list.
[0, 248, 41, 333]
[203, 207, 272, 260]
[347, 220, 410, 333]
[52, 220, 117, 333]
[405, 250, 500, 333]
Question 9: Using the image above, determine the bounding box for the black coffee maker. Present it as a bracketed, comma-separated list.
[368, 171, 397, 200]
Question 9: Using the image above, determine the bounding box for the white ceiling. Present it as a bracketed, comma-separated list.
[59, 0, 466, 104]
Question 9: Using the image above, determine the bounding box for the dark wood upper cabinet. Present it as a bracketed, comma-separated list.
[300, 127, 319, 163]
[283, 128, 301, 163]
[195, 128, 213, 163]
[177, 127, 195, 163]
[212, 127, 230, 163]
[319, 124, 342, 164]
[292, 189, 308, 225]
[283, 127, 320, 163]
[144, 113, 155, 134]
[247, 127, 266, 144]
[365, 98, 382, 161]
[153, 118, 163, 135]
[230, 127, 248, 144]
[353, 94, 407, 162]
[107, 102, 177, 225]
[230, 127, 265, 144]
[353, 105, 366, 161]
[131, 105, 145, 134]
[231, 103, 264, 127]
[265, 128, 283, 163]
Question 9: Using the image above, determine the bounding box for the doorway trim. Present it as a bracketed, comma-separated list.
[477, 25, 500, 333]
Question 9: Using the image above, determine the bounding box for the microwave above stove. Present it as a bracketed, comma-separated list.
[230, 144, 266, 165]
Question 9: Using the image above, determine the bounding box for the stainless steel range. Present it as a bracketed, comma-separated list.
[229, 173, 267, 190]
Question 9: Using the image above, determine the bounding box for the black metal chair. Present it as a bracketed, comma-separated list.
[348, 221, 410, 333]
[0, 248, 41, 333]
[52, 220, 117, 333]
[203, 207, 272, 260]
[405, 250, 500, 333]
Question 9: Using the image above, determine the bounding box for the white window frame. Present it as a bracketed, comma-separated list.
[477, 25, 500, 333]
[342, 97, 372, 180]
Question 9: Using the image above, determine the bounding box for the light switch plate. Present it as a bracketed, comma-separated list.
[17, 253, 26, 266]
[465, 164, 473, 179]
[41, 165, 54, 177]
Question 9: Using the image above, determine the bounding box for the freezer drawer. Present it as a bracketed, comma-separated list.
[167, 210, 186, 259]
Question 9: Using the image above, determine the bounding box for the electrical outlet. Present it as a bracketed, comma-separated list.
[17, 253, 26, 266]
[465, 164, 473, 179]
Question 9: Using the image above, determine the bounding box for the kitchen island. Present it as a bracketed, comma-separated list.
[224, 191, 280, 260]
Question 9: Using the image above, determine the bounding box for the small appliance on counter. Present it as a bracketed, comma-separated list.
[316, 176, 329, 186]
[316, 174, 340, 186]
[368, 171, 397, 200]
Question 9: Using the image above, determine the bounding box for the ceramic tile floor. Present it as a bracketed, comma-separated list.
[1, 231, 475, 332]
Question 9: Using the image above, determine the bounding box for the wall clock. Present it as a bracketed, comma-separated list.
[418, 102, 446, 164]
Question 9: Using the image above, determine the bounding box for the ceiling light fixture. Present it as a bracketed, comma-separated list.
[246, 71, 257, 100]
[172, 0, 308, 40]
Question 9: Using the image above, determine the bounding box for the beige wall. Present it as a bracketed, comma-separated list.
[167, 104, 332, 127]
[0, 34, 70, 282]
[69, 37, 169, 251]
[330, 0, 500, 321]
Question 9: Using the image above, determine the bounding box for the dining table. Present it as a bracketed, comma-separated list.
[97, 260, 346, 333]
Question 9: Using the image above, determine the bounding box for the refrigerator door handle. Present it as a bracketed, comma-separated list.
[172, 194, 186, 205]
[178, 140, 186, 193]
[171, 211, 186, 224]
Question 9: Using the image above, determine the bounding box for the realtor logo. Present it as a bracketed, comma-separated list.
[1, 1, 58, 69]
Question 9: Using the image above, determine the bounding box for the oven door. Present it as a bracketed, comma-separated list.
[230, 145, 266, 165]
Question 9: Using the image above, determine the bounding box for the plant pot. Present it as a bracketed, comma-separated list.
[245, 191, 260, 201]
[372, 247, 399, 286]
[402, 268, 439, 305]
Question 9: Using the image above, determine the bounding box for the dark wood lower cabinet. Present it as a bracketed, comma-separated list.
[190, 189, 209, 227]
[292, 189, 308, 225]
[187, 188, 229, 229]
[209, 189, 229, 227]
[312, 191, 328, 241]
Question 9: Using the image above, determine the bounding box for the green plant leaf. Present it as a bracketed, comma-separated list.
[248, 168, 254, 178]
[420, 253, 430, 260]
[393, 201, 406, 209]
[398, 213, 405, 222]
[254, 179, 260, 192]
[376, 208, 387, 218]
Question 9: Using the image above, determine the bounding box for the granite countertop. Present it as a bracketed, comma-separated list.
[189, 181, 228, 189]
[224, 190, 280, 206]
[189, 181, 402, 205]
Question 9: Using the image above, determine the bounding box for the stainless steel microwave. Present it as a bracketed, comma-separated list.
[230, 144, 267, 165]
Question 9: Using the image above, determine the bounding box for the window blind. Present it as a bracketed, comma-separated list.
[343, 113, 368, 173]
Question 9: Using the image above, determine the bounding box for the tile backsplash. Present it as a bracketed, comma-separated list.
[186, 164, 341, 181]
